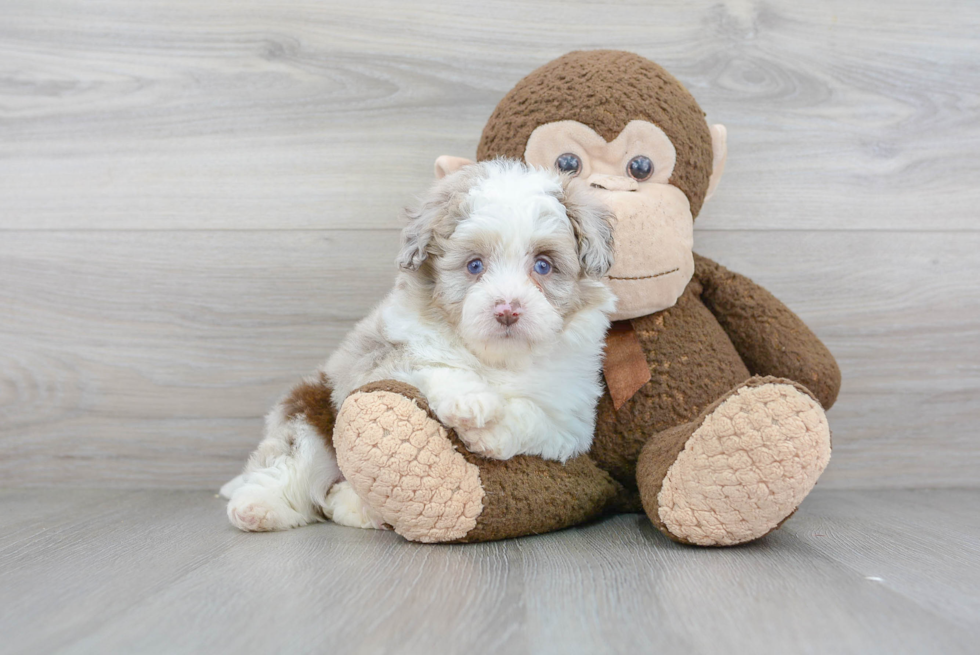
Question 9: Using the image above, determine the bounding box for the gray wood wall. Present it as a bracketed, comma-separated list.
[2, 0, 978, 490]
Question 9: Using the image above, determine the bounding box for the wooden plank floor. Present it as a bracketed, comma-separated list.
[2, 489, 977, 654]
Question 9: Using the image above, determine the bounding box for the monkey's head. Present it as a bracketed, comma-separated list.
[434, 50, 727, 321]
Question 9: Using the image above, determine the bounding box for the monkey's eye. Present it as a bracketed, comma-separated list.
[533, 258, 552, 276]
[555, 153, 582, 176]
[466, 259, 484, 275]
[627, 155, 654, 181]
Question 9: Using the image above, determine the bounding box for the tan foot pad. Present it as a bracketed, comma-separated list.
[333, 389, 484, 543]
[658, 383, 831, 546]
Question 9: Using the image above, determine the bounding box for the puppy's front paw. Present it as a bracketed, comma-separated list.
[458, 424, 519, 460]
[436, 392, 503, 430]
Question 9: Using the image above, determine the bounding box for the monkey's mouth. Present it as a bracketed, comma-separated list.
[606, 268, 679, 281]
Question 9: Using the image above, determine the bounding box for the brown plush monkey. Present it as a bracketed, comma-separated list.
[316, 51, 841, 546]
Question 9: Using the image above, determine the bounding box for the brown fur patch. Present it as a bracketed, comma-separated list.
[282, 371, 338, 452]
[477, 50, 714, 218]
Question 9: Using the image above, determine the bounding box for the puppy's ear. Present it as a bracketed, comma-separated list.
[397, 170, 474, 270]
[560, 179, 615, 279]
[397, 198, 441, 271]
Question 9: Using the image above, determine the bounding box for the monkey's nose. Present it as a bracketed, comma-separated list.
[588, 174, 638, 192]
[494, 301, 522, 327]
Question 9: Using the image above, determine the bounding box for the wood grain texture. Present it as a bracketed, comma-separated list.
[1, 0, 979, 489]
[0, 0, 977, 231]
[2, 230, 977, 489]
[0, 489, 977, 654]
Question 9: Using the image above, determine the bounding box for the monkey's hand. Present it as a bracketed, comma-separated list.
[695, 253, 842, 409]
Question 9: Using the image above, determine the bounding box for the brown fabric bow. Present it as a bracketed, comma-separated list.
[603, 320, 651, 410]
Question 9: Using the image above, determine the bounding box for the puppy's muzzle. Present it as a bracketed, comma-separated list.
[494, 300, 522, 327]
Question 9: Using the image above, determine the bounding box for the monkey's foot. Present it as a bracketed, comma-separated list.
[638, 377, 831, 546]
[333, 380, 621, 543]
[333, 381, 485, 543]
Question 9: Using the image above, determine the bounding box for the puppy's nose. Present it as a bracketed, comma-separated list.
[494, 301, 522, 327]
[588, 174, 638, 192]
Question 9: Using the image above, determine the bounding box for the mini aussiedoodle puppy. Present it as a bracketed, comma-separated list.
[221, 159, 616, 532]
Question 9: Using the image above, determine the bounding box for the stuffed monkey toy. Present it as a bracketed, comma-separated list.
[293, 50, 840, 546]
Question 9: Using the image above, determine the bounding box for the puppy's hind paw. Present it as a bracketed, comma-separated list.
[226, 487, 309, 532]
[436, 392, 503, 430]
[228, 502, 277, 532]
[218, 474, 246, 499]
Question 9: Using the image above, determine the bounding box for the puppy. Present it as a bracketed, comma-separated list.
[221, 159, 616, 532]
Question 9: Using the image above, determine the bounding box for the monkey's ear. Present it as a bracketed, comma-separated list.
[705, 124, 727, 202]
[434, 155, 476, 179]
[561, 181, 615, 279]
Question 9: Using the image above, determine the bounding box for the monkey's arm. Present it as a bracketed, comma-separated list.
[694, 253, 841, 409]
[333, 380, 624, 543]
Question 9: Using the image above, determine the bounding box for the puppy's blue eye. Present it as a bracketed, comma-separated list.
[533, 259, 552, 275]
[467, 259, 484, 275]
